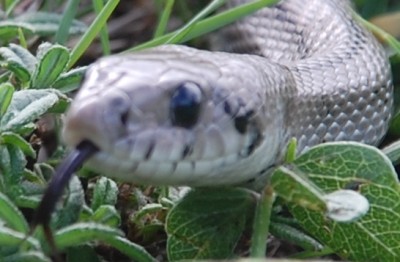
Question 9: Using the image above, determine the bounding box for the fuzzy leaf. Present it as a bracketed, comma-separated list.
[0, 89, 68, 132]
[106, 236, 157, 262]
[31, 43, 70, 88]
[0, 12, 87, 41]
[0, 46, 32, 82]
[7, 44, 37, 73]
[1, 132, 35, 158]
[2, 251, 50, 262]
[91, 177, 118, 211]
[54, 223, 123, 250]
[52, 66, 87, 93]
[0, 82, 14, 118]
[0, 227, 40, 250]
[91, 205, 120, 227]
[0, 191, 29, 233]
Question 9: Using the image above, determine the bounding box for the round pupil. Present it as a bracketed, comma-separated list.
[170, 82, 202, 128]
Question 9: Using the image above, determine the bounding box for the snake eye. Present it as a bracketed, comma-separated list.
[170, 82, 202, 128]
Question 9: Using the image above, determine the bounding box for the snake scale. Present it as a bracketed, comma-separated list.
[62, 0, 393, 187]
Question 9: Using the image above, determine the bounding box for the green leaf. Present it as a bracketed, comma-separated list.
[0, 46, 32, 82]
[0, 82, 14, 118]
[91, 177, 118, 211]
[0, 144, 27, 190]
[52, 66, 87, 93]
[54, 223, 124, 250]
[280, 142, 400, 261]
[31, 43, 70, 89]
[0, 89, 67, 132]
[2, 251, 50, 262]
[271, 166, 327, 212]
[91, 205, 121, 227]
[2, 251, 51, 262]
[1, 132, 36, 158]
[166, 188, 254, 260]
[285, 137, 298, 162]
[0, 23, 34, 42]
[0, 12, 87, 41]
[0, 227, 40, 250]
[14, 12, 87, 35]
[79, 204, 94, 221]
[46, 95, 70, 114]
[8, 43, 37, 73]
[65, 246, 100, 262]
[106, 236, 157, 262]
[52, 176, 85, 229]
[269, 222, 323, 251]
[134, 203, 165, 226]
[0, 191, 29, 233]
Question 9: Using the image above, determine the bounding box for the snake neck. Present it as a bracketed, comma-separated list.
[216, 0, 393, 152]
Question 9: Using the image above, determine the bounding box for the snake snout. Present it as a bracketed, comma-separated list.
[63, 91, 131, 152]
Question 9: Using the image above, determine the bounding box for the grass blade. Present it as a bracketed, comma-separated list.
[68, 0, 119, 69]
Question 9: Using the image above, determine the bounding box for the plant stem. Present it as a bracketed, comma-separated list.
[250, 185, 275, 258]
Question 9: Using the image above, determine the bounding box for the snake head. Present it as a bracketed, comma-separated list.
[63, 45, 284, 186]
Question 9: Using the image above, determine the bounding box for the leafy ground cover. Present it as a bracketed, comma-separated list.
[0, 0, 400, 261]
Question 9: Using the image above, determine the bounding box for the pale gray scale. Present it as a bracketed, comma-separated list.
[202, 125, 226, 159]
[86, 152, 139, 181]
[135, 161, 163, 181]
[190, 160, 215, 177]
[114, 129, 188, 163]
[158, 162, 178, 174]
[189, 127, 207, 160]
[125, 131, 157, 161]
[148, 130, 192, 162]
[172, 162, 195, 179]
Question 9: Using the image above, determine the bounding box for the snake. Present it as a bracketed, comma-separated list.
[59, 0, 393, 188]
[33, 0, 394, 232]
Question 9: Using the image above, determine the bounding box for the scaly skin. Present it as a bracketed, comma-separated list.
[63, 0, 392, 187]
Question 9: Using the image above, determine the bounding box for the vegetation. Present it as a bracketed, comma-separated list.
[0, 0, 400, 261]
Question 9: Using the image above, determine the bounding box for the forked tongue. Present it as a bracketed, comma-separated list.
[29, 140, 98, 254]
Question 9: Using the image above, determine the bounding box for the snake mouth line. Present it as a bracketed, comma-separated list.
[83, 146, 270, 187]
[93, 150, 243, 169]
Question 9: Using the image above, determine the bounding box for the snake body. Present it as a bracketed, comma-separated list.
[63, 0, 393, 187]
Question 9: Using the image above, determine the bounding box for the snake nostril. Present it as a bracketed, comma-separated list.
[120, 111, 129, 126]
[108, 94, 131, 127]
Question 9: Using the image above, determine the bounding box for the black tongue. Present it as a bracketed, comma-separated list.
[30, 140, 98, 250]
